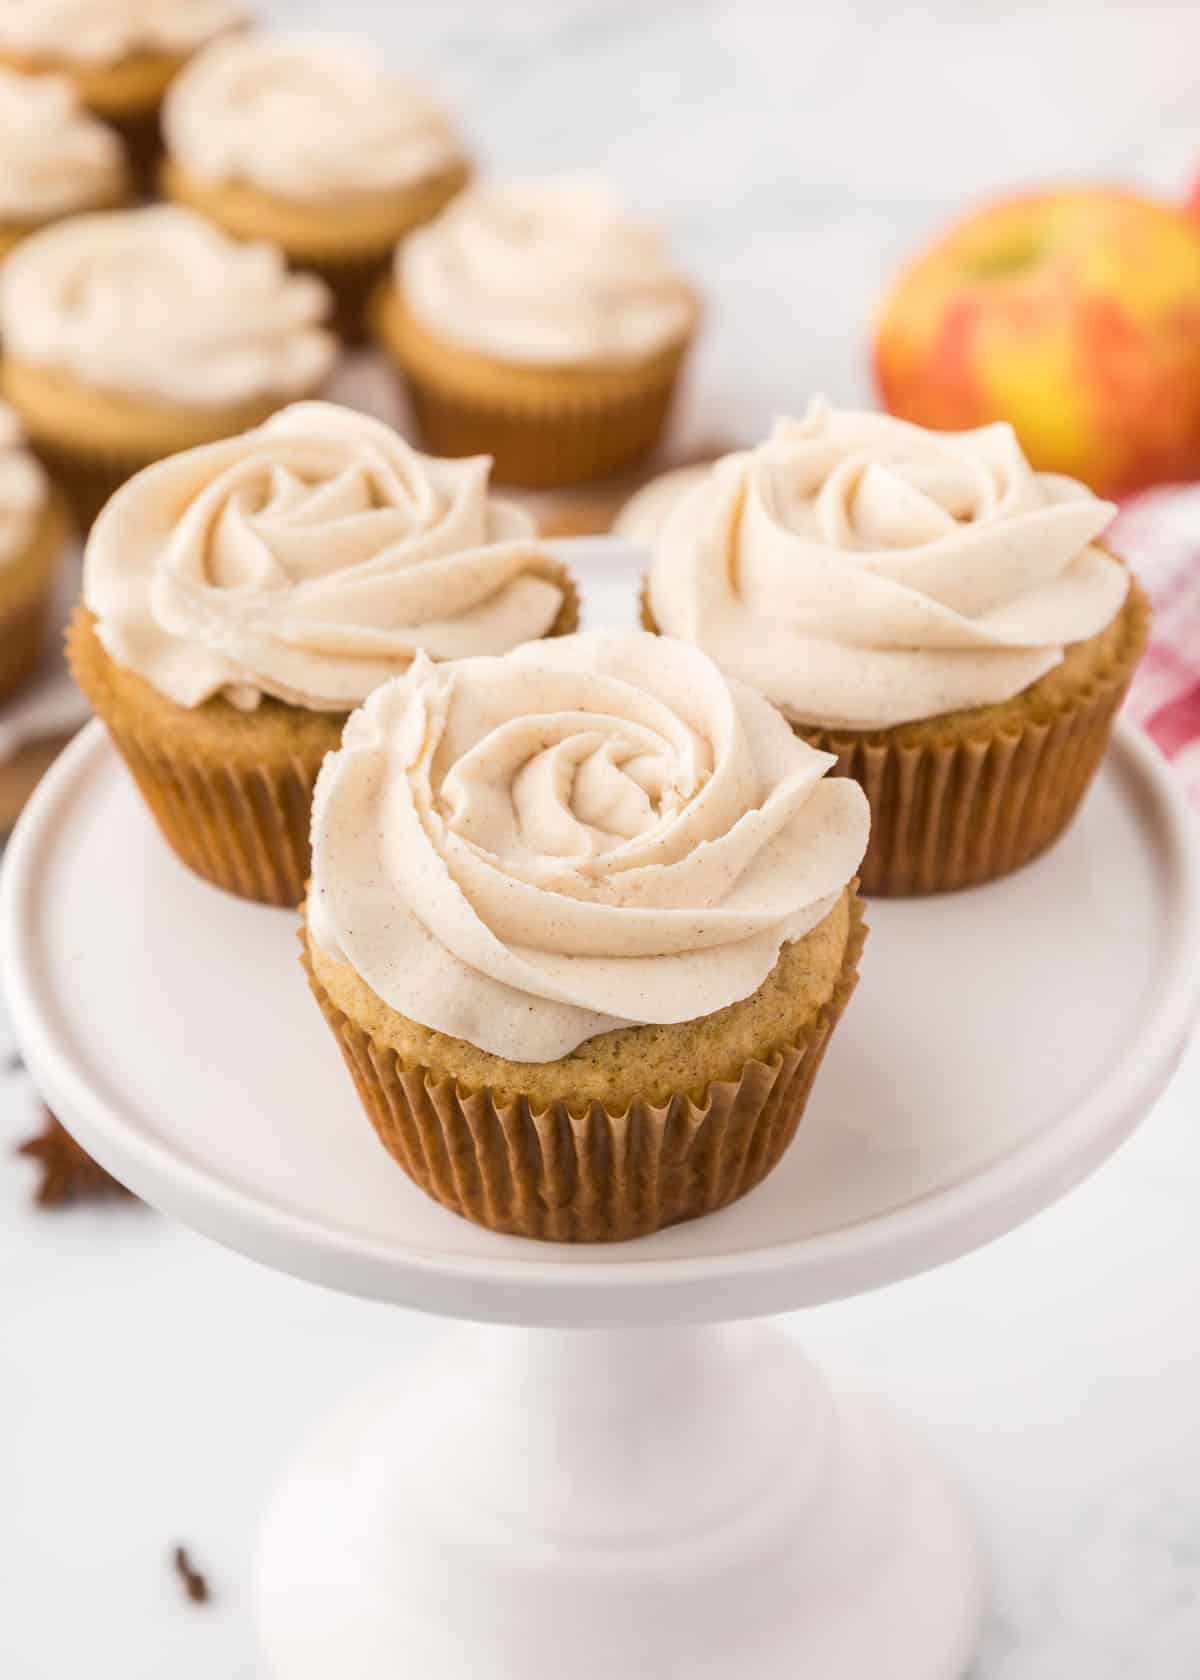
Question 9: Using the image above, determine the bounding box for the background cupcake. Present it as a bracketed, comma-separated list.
[160, 31, 468, 341]
[304, 629, 869, 1242]
[643, 400, 1149, 895]
[0, 0, 248, 187]
[0, 204, 335, 527]
[69, 401, 579, 906]
[0, 399, 69, 707]
[0, 68, 129, 255]
[374, 175, 700, 488]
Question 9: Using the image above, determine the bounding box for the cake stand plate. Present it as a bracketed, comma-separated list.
[5, 541, 1199, 1680]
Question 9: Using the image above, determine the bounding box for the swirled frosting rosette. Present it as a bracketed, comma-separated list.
[0, 205, 334, 411]
[309, 630, 869, 1061]
[84, 401, 572, 711]
[0, 69, 127, 222]
[400, 176, 697, 367]
[0, 0, 248, 65]
[647, 399, 1130, 731]
[163, 32, 465, 202]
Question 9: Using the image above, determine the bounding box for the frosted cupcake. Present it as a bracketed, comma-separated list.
[161, 32, 468, 340]
[0, 0, 248, 185]
[0, 401, 70, 705]
[68, 401, 580, 906]
[374, 176, 699, 488]
[0, 69, 129, 255]
[643, 401, 1149, 895]
[0, 204, 335, 527]
[304, 630, 869, 1241]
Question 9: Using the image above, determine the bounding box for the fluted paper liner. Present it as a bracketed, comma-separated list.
[29, 435, 155, 532]
[302, 894, 866, 1243]
[642, 577, 1151, 897]
[373, 285, 692, 488]
[0, 495, 71, 704]
[68, 580, 581, 906]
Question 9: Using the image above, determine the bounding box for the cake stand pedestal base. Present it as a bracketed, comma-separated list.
[257, 1322, 984, 1680]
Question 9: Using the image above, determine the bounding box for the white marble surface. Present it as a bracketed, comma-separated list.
[6, 2, 1200, 1675]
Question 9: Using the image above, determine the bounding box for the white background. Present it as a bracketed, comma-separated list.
[5, 3, 1200, 1676]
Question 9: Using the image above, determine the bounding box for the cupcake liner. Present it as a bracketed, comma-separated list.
[110, 106, 164, 195]
[803, 583, 1150, 896]
[374, 286, 692, 489]
[29, 433, 151, 532]
[642, 579, 1150, 897]
[0, 495, 71, 704]
[403, 374, 682, 490]
[68, 574, 581, 906]
[67, 606, 342, 905]
[82, 692, 336, 906]
[0, 591, 54, 707]
[302, 893, 866, 1243]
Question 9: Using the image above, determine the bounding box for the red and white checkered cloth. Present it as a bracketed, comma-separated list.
[1112, 485, 1200, 808]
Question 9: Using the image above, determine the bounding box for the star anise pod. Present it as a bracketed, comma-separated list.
[172, 1546, 211, 1606]
[16, 1107, 133, 1208]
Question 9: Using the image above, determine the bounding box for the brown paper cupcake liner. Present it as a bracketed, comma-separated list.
[110, 107, 165, 195]
[401, 371, 684, 490]
[29, 434, 154, 532]
[302, 893, 866, 1243]
[374, 287, 691, 488]
[0, 495, 71, 704]
[0, 591, 54, 707]
[802, 584, 1150, 896]
[68, 576, 581, 906]
[72, 684, 339, 907]
[642, 578, 1150, 896]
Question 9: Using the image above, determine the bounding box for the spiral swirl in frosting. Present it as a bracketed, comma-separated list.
[0, 69, 127, 220]
[163, 32, 465, 203]
[399, 176, 698, 366]
[0, 0, 247, 66]
[646, 400, 1130, 731]
[309, 630, 869, 1060]
[0, 205, 335, 409]
[0, 400, 48, 566]
[84, 402, 572, 712]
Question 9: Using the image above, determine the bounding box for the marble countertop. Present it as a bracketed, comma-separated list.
[6, 3, 1200, 1675]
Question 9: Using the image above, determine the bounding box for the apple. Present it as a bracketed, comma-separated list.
[873, 189, 1200, 497]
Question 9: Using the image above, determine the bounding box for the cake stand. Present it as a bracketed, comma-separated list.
[5, 539, 1199, 1680]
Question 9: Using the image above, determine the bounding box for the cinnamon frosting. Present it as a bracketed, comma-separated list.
[0, 401, 48, 566]
[83, 402, 570, 712]
[646, 401, 1129, 731]
[399, 176, 697, 367]
[163, 32, 465, 204]
[308, 630, 869, 1061]
[0, 205, 335, 409]
[0, 69, 126, 220]
[0, 0, 247, 66]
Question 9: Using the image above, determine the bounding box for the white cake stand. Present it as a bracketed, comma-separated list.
[4, 541, 1199, 1680]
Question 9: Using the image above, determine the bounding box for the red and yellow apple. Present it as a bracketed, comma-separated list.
[873, 189, 1200, 497]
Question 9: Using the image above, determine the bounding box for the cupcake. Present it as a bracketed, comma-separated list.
[643, 400, 1149, 896]
[0, 204, 335, 528]
[0, 68, 129, 256]
[68, 401, 580, 906]
[0, 0, 248, 187]
[373, 176, 700, 488]
[0, 401, 70, 705]
[160, 32, 469, 341]
[303, 629, 869, 1242]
